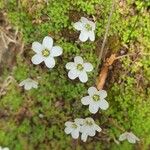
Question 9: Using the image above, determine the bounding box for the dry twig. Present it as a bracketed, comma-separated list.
[96, 54, 116, 90]
[96, 50, 150, 90]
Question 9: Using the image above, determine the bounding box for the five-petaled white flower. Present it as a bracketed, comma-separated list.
[64, 118, 84, 139]
[80, 117, 102, 142]
[73, 17, 96, 42]
[81, 87, 109, 114]
[119, 132, 140, 144]
[65, 56, 93, 83]
[0, 146, 9, 150]
[31, 36, 63, 68]
[19, 78, 38, 90]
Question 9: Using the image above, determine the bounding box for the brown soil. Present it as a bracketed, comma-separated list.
[0, 11, 23, 75]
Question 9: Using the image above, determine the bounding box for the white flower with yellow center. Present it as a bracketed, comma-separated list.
[0, 146, 9, 150]
[119, 132, 140, 144]
[73, 17, 96, 42]
[80, 117, 102, 142]
[64, 118, 84, 139]
[31, 36, 63, 68]
[65, 56, 93, 83]
[81, 87, 109, 114]
[19, 78, 38, 90]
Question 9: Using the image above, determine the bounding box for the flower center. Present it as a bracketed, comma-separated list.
[85, 120, 93, 126]
[85, 23, 92, 31]
[77, 64, 84, 71]
[92, 94, 100, 101]
[72, 123, 78, 129]
[42, 49, 50, 57]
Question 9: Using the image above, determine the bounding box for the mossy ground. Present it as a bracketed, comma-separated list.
[0, 0, 150, 150]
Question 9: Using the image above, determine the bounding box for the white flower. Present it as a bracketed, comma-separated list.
[64, 118, 101, 142]
[119, 132, 140, 144]
[73, 17, 96, 42]
[80, 117, 102, 142]
[65, 56, 93, 83]
[39, 114, 44, 118]
[81, 87, 109, 114]
[0, 146, 9, 150]
[31, 36, 63, 68]
[64, 118, 84, 139]
[19, 78, 38, 90]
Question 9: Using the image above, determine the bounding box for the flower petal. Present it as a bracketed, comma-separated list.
[79, 30, 89, 42]
[32, 42, 43, 53]
[99, 99, 109, 110]
[83, 63, 93, 72]
[99, 90, 107, 99]
[79, 71, 88, 83]
[127, 135, 136, 143]
[74, 56, 83, 64]
[19, 80, 26, 86]
[3, 148, 9, 150]
[74, 118, 84, 125]
[81, 133, 88, 142]
[71, 130, 79, 139]
[89, 31, 95, 41]
[88, 128, 96, 136]
[134, 135, 140, 141]
[94, 124, 102, 132]
[32, 82, 38, 89]
[31, 54, 44, 65]
[24, 84, 32, 90]
[81, 17, 89, 24]
[127, 133, 140, 144]
[65, 62, 76, 70]
[85, 117, 94, 123]
[42, 36, 53, 50]
[44, 57, 55, 68]
[81, 96, 91, 105]
[89, 103, 99, 114]
[32, 80, 38, 85]
[89, 21, 96, 30]
[80, 125, 86, 133]
[68, 69, 79, 80]
[65, 121, 73, 126]
[51, 46, 63, 57]
[119, 133, 127, 141]
[73, 21, 83, 31]
[88, 87, 97, 96]
[64, 127, 73, 134]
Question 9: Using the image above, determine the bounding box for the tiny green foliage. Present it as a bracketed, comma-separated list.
[0, 0, 150, 150]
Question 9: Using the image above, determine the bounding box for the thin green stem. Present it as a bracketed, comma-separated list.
[97, 0, 116, 70]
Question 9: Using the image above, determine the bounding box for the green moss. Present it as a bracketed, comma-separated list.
[0, 0, 150, 149]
